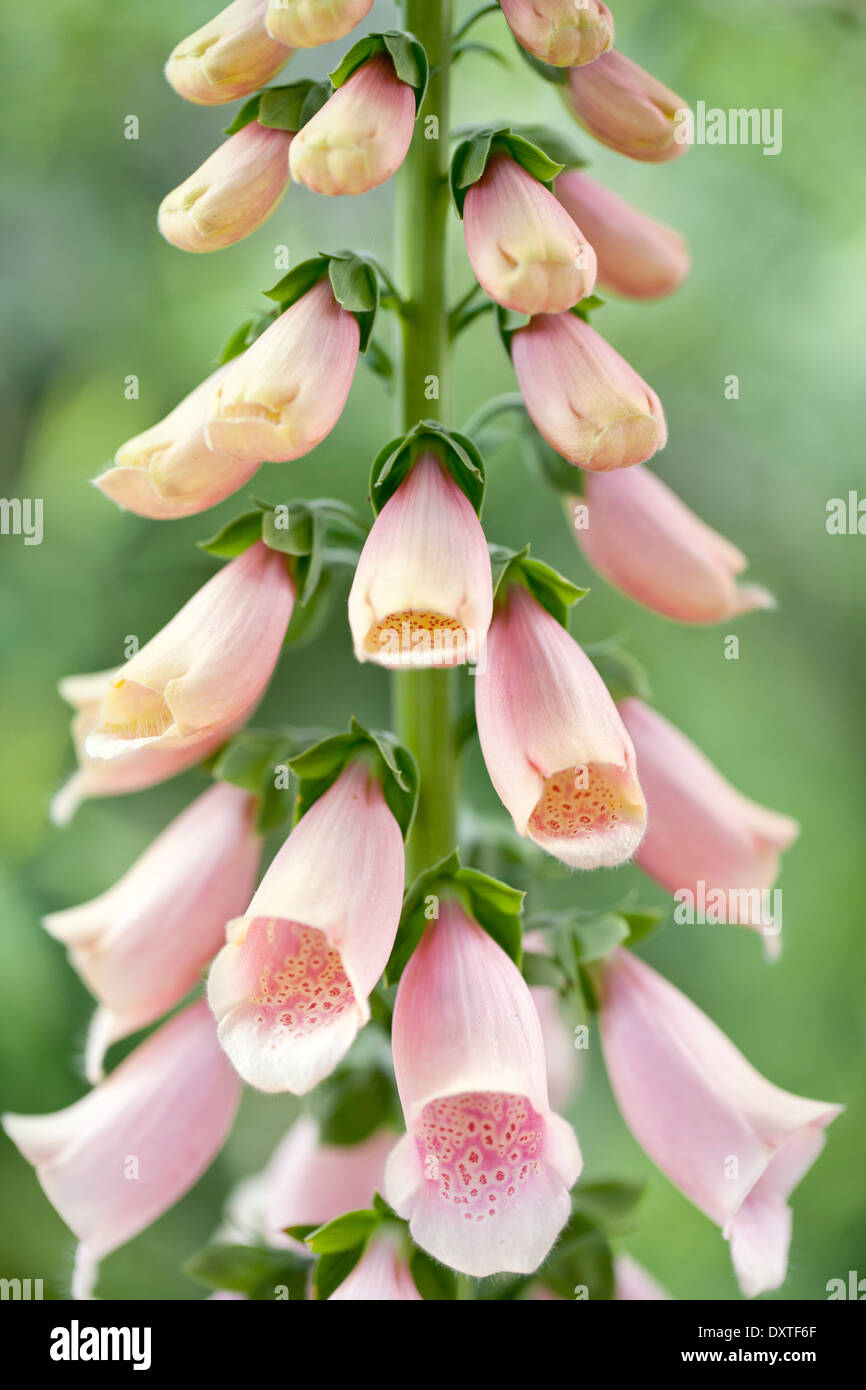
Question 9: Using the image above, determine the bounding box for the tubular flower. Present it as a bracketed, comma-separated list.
[158, 123, 292, 254]
[500, 0, 614, 68]
[44, 783, 263, 1083]
[598, 949, 842, 1298]
[566, 465, 775, 623]
[511, 310, 667, 470]
[222, 1115, 393, 1248]
[329, 1229, 422, 1300]
[475, 583, 646, 869]
[2, 1001, 241, 1299]
[165, 0, 292, 106]
[206, 279, 360, 464]
[50, 671, 237, 826]
[618, 698, 799, 954]
[563, 50, 690, 163]
[555, 169, 690, 300]
[348, 452, 493, 669]
[84, 542, 295, 763]
[265, 0, 373, 48]
[385, 899, 582, 1277]
[208, 760, 405, 1094]
[94, 366, 260, 520]
[289, 55, 416, 196]
[463, 153, 597, 315]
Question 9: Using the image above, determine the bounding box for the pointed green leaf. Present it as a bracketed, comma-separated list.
[490, 543, 586, 627]
[287, 719, 418, 841]
[184, 1243, 309, 1301]
[264, 254, 330, 306]
[511, 123, 588, 171]
[218, 308, 279, 364]
[370, 420, 486, 516]
[223, 94, 263, 135]
[306, 1209, 382, 1255]
[449, 125, 565, 217]
[385, 852, 524, 984]
[197, 510, 263, 558]
[314, 1245, 367, 1300]
[257, 79, 330, 131]
[329, 30, 429, 110]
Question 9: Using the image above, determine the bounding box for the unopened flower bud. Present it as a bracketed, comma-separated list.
[265, 0, 373, 48]
[463, 154, 597, 315]
[501, 0, 614, 68]
[564, 50, 690, 163]
[166, 0, 292, 106]
[555, 169, 690, 300]
[158, 123, 292, 254]
[206, 279, 360, 464]
[512, 310, 666, 470]
[289, 55, 416, 196]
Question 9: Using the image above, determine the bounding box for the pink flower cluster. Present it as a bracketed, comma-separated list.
[5, 0, 840, 1306]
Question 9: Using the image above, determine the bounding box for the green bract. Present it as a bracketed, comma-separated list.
[199, 496, 366, 615]
[490, 543, 587, 628]
[223, 79, 331, 135]
[287, 716, 419, 842]
[369, 420, 486, 516]
[385, 850, 525, 984]
[218, 308, 279, 365]
[450, 125, 565, 217]
[330, 30, 429, 111]
[184, 1243, 309, 1301]
[265, 250, 382, 353]
[523, 901, 664, 996]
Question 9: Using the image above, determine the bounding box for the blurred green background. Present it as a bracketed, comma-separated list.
[1, 0, 864, 1300]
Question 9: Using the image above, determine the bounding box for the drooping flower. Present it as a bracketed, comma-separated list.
[329, 1229, 422, 1300]
[50, 671, 238, 826]
[265, 0, 373, 48]
[462, 153, 597, 315]
[165, 0, 293, 106]
[563, 50, 690, 163]
[348, 452, 493, 669]
[84, 542, 294, 763]
[555, 169, 690, 300]
[3, 1000, 241, 1298]
[500, 0, 614, 68]
[598, 949, 842, 1297]
[566, 464, 775, 622]
[475, 582, 646, 869]
[385, 898, 582, 1277]
[158, 123, 292, 254]
[511, 310, 667, 470]
[618, 698, 799, 953]
[222, 1115, 394, 1249]
[289, 54, 416, 196]
[44, 783, 263, 1083]
[208, 760, 405, 1093]
[93, 366, 260, 520]
[206, 279, 360, 464]
[614, 1253, 673, 1301]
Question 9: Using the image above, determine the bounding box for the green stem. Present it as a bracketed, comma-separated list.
[392, 0, 458, 880]
[456, 1271, 476, 1300]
